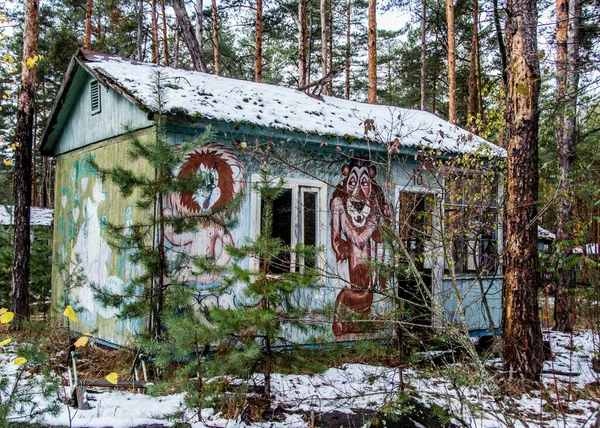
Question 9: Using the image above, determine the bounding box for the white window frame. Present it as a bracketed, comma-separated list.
[249, 174, 328, 273]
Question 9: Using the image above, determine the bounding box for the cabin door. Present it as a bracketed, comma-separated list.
[397, 192, 433, 328]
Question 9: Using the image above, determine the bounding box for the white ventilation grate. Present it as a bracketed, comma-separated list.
[90, 80, 101, 114]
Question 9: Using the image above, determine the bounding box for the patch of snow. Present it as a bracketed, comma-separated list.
[573, 244, 599, 255]
[82, 52, 505, 157]
[538, 225, 556, 240]
[0, 205, 53, 226]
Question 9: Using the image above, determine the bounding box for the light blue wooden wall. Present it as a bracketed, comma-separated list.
[53, 74, 152, 155]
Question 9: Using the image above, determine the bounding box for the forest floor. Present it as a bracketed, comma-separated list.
[0, 326, 598, 428]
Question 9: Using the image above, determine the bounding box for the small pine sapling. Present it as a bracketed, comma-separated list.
[210, 168, 320, 399]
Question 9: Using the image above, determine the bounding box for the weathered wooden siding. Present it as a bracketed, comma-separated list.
[51, 130, 154, 346]
[53, 74, 152, 155]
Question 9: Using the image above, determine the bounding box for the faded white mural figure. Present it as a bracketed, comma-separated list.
[165, 145, 245, 291]
[70, 179, 123, 321]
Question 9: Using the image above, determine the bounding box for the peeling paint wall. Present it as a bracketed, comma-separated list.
[52, 131, 154, 346]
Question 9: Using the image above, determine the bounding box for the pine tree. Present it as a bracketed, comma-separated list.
[209, 169, 320, 398]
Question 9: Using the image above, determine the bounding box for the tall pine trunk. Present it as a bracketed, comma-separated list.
[345, 0, 351, 99]
[467, 0, 480, 132]
[367, 0, 377, 104]
[555, 0, 581, 333]
[446, 0, 456, 123]
[212, 0, 220, 75]
[84, 0, 93, 49]
[299, 0, 308, 87]
[151, 0, 160, 64]
[255, 0, 263, 82]
[172, 0, 209, 72]
[420, 0, 427, 111]
[328, 1, 333, 95]
[12, 0, 40, 323]
[137, 0, 144, 60]
[161, 0, 170, 66]
[502, 0, 543, 380]
[492, 0, 508, 90]
[320, 0, 328, 94]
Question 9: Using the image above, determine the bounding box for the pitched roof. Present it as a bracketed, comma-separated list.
[43, 50, 504, 156]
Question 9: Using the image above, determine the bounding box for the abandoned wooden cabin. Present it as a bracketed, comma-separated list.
[40, 50, 505, 347]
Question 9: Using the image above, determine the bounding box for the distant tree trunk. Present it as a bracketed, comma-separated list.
[467, 0, 480, 132]
[492, 0, 508, 90]
[299, 0, 308, 87]
[160, 0, 170, 66]
[431, 74, 436, 113]
[84, 0, 93, 49]
[345, 0, 351, 99]
[174, 24, 180, 68]
[446, 0, 456, 123]
[212, 0, 220, 75]
[12, 0, 39, 323]
[308, 0, 314, 82]
[555, 0, 581, 333]
[367, 0, 377, 104]
[172, 0, 209, 72]
[328, 1, 334, 95]
[255, 0, 263, 82]
[195, 0, 204, 51]
[151, 0, 160, 64]
[502, 0, 543, 381]
[320, 0, 328, 95]
[420, 0, 427, 111]
[137, 0, 144, 60]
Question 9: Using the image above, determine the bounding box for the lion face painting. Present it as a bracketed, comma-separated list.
[165, 145, 245, 288]
[330, 159, 391, 337]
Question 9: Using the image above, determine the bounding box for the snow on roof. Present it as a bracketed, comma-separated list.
[82, 52, 505, 156]
[538, 225, 556, 240]
[0, 206, 53, 227]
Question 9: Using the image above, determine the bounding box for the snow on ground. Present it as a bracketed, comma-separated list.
[1, 329, 599, 427]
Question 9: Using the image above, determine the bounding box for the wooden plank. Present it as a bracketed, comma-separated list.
[80, 379, 150, 389]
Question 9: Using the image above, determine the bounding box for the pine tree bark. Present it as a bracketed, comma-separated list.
[320, 0, 329, 95]
[137, 0, 144, 60]
[446, 0, 456, 123]
[160, 0, 170, 66]
[367, 0, 377, 104]
[492, 0, 508, 90]
[255, 0, 264, 82]
[555, 0, 581, 333]
[299, 0, 308, 87]
[345, 0, 351, 100]
[12, 0, 40, 323]
[212, 0, 220, 75]
[84, 0, 93, 49]
[172, 0, 209, 72]
[467, 0, 480, 132]
[502, 0, 543, 380]
[420, 0, 427, 111]
[151, 0, 160, 64]
[328, 1, 334, 95]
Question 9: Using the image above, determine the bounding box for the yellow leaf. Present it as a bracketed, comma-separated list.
[83, 332, 94, 337]
[74, 336, 89, 347]
[3, 160, 12, 166]
[0, 338, 11, 347]
[0, 308, 6, 315]
[63, 305, 78, 322]
[105, 372, 118, 385]
[13, 357, 27, 366]
[0, 311, 14, 324]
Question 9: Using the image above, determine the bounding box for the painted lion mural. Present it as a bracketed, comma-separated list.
[165, 145, 245, 286]
[330, 159, 391, 337]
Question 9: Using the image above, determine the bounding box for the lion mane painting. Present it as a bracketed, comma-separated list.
[330, 159, 391, 337]
[165, 145, 245, 286]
